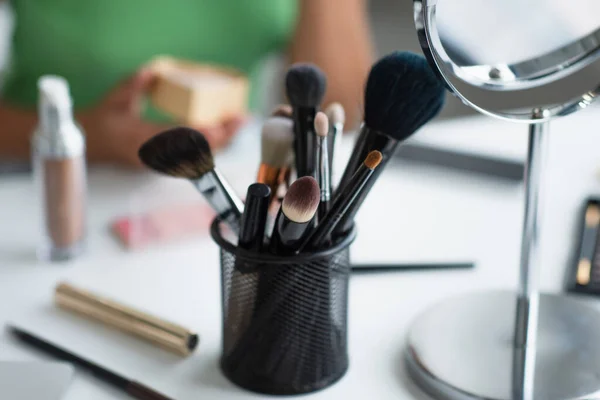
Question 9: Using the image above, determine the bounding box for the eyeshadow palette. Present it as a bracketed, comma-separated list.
[568, 199, 600, 294]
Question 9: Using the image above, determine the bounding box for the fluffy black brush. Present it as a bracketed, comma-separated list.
[138, 127, 244, 233]
[285, 63, 327, 177]
[333, 52, 446, 236]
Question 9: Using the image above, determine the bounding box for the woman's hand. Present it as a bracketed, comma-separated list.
[78, 68, 245, 168]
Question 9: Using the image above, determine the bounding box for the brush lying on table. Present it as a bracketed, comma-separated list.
[138, 51, 448, 390]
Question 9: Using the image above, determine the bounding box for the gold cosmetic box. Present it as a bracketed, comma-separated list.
[149, 56, 249, 126]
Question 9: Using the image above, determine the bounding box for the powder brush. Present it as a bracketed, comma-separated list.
[138, 127, 243, 233]
[334, 52, 446, 236]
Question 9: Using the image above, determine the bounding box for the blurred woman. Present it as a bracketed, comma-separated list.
[0, 0, 373, 166]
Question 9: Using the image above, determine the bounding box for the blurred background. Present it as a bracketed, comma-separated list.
[2, 1, 599, 123]
[0, 0, 473, 121]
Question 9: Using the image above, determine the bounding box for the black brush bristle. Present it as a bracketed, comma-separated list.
[138, 126, 215, 179]
[285, 63, 327, 108]
[364, 51, 446, 141]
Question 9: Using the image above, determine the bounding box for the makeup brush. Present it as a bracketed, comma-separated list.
[314, 111, 331, 222]
[325, 102, 345, 184]
[257, 117, 294, 201]
[301, 151, 382, 251]
[138, 127, 244, 233]
[9, 326, 173, 400]
[285, 63, 327, 178]
[271, 104, 293, 119]
[238, 183, 271, 253]
[270, 176, 320, 255]
[333, 52, 446, 236]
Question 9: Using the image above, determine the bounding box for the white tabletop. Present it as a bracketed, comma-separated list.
[1, 108, 600, 400]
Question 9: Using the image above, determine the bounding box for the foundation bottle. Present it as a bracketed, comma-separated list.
[32, 76, 86, 261]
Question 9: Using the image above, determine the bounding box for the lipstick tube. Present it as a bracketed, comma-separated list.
[55, 282, 199, 356]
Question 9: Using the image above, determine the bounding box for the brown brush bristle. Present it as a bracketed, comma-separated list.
[281, 176, 320, 223]
[364, 150, 383, 170]
[138, 127, 214, 179]
[271, 104, 293, 119]
[314, 112, 329, 137]
[586, 204, 600, 227]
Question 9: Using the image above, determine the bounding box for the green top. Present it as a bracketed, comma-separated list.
[3, 0, 297, 117]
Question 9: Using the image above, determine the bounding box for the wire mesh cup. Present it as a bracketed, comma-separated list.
[210, 219, 356, 395]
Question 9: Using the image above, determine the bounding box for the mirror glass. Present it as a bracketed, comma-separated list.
[437, 0, 600, 67]
[416, 0, 600, 120]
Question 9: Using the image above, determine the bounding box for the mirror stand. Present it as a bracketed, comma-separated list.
[405, 111, 600, 400]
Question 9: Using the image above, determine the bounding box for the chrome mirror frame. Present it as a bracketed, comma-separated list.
[414, 0, 600, 122]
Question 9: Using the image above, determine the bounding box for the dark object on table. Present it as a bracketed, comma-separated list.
[212, 218, 356, 395]
[8, 325, 174, 400]
[567, 198, 600, 295]
[351, 261, 474, 273]
[396, 142, 524, 181]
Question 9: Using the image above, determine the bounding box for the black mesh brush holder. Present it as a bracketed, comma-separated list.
[210, 219, 356, 395]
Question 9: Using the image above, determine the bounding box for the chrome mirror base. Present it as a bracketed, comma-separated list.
[405, 291, 600, 400]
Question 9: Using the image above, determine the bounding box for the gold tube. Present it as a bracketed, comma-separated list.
[54, 282, 198, 356]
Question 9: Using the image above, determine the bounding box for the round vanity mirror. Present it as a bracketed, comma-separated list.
[414, 0, 600, 121]
[407, 2, 600, 400]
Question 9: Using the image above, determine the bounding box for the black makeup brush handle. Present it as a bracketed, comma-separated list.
[304, 166, 372, 250]
[293, 107, 316, 177]
[333, 129, 399, 236]
[336, 126, 398, 196]
[194, 168, 244, 234]
[238, 184, 270, 252]
[270, 211, 312, 255]
[316, 136, 331, 223]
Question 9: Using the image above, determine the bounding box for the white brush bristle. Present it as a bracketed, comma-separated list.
[261, 117, 294, 167]
[325, 102, 345, 126]
[282, 176, 320, 223]
[314, 112, 329, 137]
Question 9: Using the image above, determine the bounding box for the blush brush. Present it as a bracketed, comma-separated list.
[138, 127, 244, 233]
[333, 52, 446, 236]
[285, 63, 327, 178]
[257, 117, 294, 202]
